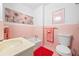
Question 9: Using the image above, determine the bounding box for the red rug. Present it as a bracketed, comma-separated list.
[33, 46, 54, 56]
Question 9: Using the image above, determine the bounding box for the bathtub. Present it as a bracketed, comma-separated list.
[0, 37, 35, 56]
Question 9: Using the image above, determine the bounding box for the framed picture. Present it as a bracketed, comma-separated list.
[5, 8, 33, 25]
[52, 8, 65, 24]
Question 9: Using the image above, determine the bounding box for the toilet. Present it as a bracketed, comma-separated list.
[56, 34, 72, 56]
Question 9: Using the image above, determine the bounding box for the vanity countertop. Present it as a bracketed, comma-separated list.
[0, 37, 35, 56]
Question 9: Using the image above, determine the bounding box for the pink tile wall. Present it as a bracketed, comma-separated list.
[43, 24, 79, 56]
[6, 23, 79, 55]
[33, 26, 43, 39]
[10, 25, 34, 38]
[43, 26, 58, 51]
[5, 23, 43, 40]
[54, 24, 79, 56]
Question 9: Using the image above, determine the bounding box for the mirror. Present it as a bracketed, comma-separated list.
[52, 8, 65, 24]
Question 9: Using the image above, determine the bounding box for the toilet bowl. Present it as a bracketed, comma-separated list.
[56, 45, 72, 56]
[56, 34, 72, 56]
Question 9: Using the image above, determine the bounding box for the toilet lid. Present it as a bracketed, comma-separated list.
[56, 45, 71, 55]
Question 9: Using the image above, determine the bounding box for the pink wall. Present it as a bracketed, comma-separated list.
[43, 26, 58, 51]
[55, 24, 79, 56]
[5, 23, 43, 40]
[44, 24, 79, 56]
[5, 23, 79, 55]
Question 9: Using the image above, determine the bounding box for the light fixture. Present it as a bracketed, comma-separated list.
[54, 16, 61, 22]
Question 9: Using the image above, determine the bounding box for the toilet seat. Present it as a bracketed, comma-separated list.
[56, 45, 72, 56]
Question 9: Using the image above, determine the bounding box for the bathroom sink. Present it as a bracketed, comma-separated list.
[0, 44, 7, 51]
[0, 39, 23, 54]
[0, 37, 35, 56]
[2, 40, 22, 48]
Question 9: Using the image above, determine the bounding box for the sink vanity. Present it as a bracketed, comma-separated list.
[0, 37, 36, 56]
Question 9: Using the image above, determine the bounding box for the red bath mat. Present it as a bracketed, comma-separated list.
[33, 46, 54, 56]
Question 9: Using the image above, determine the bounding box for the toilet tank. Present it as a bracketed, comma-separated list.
[57, 34, 72, 46]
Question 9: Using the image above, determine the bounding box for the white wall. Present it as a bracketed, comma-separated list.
[44, 3, 79, 26]
[0, 3, 2, 20]
[3, 3, 79, 26]
[3, 3, 44, 26]
[0, 3, 3, 40]
[3, 3, 33, 16]
[33, 5, 43, 26]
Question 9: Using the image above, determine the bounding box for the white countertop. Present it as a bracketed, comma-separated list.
[0, 37, 35, 56]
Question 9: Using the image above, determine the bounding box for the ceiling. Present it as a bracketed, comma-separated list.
[21, 3, 44, 9]
[4, 3, 48, 10]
